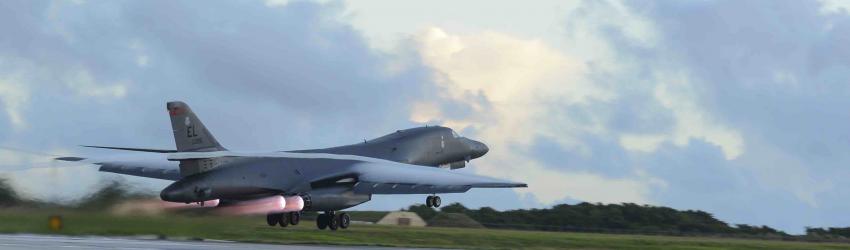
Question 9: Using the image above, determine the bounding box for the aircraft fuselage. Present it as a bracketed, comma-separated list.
[291, 126, 489, 168]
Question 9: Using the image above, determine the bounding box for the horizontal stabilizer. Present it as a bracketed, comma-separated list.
[54, 157, 86, 162]
[97, 160, 181, 181]
[81, 145, 178, 153]
[53, 154, 182, 181]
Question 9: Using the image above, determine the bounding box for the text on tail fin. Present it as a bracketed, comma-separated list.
[167, 101, 226, 152]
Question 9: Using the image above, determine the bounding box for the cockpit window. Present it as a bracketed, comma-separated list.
[452, 130, 460, 138]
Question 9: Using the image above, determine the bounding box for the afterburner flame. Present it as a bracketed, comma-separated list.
[214, 196, 288, 215]
[200, 199, 220, 207]
[156, 196, 303, 215]
[282, 196, 304, 212]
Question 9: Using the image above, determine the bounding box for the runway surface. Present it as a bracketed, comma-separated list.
[0, 234, 435, 250]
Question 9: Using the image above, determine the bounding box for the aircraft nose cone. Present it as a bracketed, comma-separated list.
[469, 140, 489, 158]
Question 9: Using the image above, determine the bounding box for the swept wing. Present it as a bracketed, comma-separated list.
[349, 162, 526, 194]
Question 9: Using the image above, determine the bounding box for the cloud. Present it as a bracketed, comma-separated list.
[265, 0, 290, 8]
[615, 0, 843, 207]
[0, 76, 29, 130]
[0, 1, 442, 204]
[550, 0, 850, 232]
[409, 24, 740, 205]
[400, 0, 850, 233]
[412, 27, 655, 204]
[819, 0, 850, 14]
[64, 69, 127, 99]
[650, 74, 744, 160]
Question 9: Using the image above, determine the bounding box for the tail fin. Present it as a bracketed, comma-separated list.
[167, 101, 226, 152]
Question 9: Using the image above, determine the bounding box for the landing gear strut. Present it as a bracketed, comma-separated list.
[327, 211, 339, 230]
[316, 211, 350, 230]
[426, 195, 441, 208]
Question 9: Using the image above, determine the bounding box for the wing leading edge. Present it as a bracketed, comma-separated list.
[349, 162, 527, 194]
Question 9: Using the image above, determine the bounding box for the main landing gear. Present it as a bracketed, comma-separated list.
[266, 212, 301, 227]
[317, 211, 350, 231]
[425, 195, 441, 208]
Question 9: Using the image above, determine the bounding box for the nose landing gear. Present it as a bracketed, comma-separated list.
[426, 195, 441, 208]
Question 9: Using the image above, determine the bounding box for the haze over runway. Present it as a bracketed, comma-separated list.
[0, 234, 433, 250]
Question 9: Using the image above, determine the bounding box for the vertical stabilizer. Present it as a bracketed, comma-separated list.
[167, 101, 226, 152]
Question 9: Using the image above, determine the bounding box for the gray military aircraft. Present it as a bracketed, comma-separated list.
[57, 101, 526, 230]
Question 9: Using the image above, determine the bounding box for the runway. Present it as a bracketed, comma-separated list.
[0, 234, 433, 250]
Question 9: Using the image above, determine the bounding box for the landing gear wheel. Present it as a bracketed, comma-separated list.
[278, 213, 289, 227]
[317, 214, 328, 230]
[327, 213, 339, 231]
[426, 195, 441, 208]
[266, 213, 280, 226]
[338, 213, 351, 229]
[289, 212, 301, 225]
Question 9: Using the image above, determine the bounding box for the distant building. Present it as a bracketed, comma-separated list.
[375, 211, 427, 227]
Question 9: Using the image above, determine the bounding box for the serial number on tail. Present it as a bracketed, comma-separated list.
[190, 137, 204, 145]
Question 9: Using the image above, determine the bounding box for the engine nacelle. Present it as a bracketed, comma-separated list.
[160, 176, 218, 203]
[159, 172, 276, 203]
[303, 186, 371, 211]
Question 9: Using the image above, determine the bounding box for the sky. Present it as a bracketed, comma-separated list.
[1, 0, 850, 234]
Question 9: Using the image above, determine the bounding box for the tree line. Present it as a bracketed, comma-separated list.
[0, 177, 153, 209]
[806, 227, 850, 239]
[407, 202, 790, 237]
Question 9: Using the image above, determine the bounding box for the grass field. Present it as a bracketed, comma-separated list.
[0, 209, 847, 250]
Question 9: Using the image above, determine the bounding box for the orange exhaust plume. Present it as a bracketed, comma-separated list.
[282, 196, 304, 212]
[213, 196, 287, 215]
